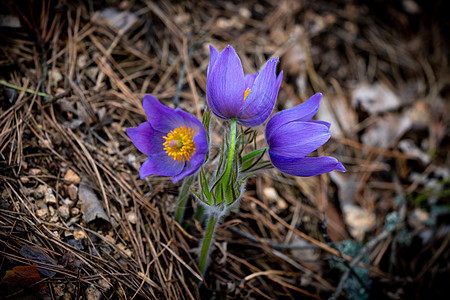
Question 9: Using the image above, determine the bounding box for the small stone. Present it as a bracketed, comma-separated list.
[73, 229, 86, 240]
[34, 184, 47, 199]
[104, 235, 115, 244]
[85, 284, 101, 300]
[238, 7, 251, 18]
[277, 198, 288, 210]
[20, 176, 30, 184]
[49, 208, 58, 222]
[49, 206, 56, 216]
[29, 168, 41, 175]
[408, 208, 429, 229]
[116, 243, 132, 257]
[58, 205, 70, 220]
[62, 198, 74, 207]
[127, 212, 137, 224]
[62, 292, 73, 300]
[67, 184, 78, 200]
[49, 69, 63, 87]
[263, 187, 278, 202]
[71, 207, 80, 216]
[64, 169, 81, 184]
[45, 188, 57, 205]
[98, 278, 111, 291]
[36, 208, 48, 219]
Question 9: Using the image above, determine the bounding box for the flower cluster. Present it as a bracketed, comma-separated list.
[128, 45, 344, 184]
[127, 45, 346, 275]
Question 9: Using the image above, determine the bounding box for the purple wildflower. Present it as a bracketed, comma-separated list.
[126, 95, 208, 183]
[265, 93, 346, 177]
[207, 45, 283, 127]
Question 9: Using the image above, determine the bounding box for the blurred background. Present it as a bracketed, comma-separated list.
[0, 0, 449, 299]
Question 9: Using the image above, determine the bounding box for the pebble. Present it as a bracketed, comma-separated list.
[62, 292, 73, 300]
[127, 212, 137, 224]
[45, 188, 57, 205]
[98, 278, 111, 291]
[34, 184, 47, 199]
[36, 208, 48, 219]
[29, 168, 41, 175]
[263, 187, 278, 201]
[85, 285, 101, 300]
[67, 184, 78, 200]
[20, 177, 30, 184]
[64, 169, 81, 184]
[73, 229, 86, 240]
[49, 206, 56, 216]
[58, 205, 70, 220]
[71, 207, 80, 216]
[62, 198, 74, 207]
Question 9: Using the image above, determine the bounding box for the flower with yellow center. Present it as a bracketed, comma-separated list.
[127, 95, 207, 182]
[163, 126, 196, 162]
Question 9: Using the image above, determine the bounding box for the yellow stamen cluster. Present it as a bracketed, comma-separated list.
[243, 87, 251, 101]
[163, 126, 196, 162]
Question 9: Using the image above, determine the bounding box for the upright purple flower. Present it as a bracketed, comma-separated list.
[207, 45, 283, 127]
[127, 95, 208, 182]
[265, 93, 346, 177]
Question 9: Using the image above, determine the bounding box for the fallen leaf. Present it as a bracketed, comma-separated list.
[361, 113, 411, 148]
[398, 139, 430, 164]
[79, 179, 110, 224]
[20, 245, 60, 277]
[352, 82, 401, 114]
[95, 8, 138, 33]
[342, 205, 375, 241]
[0, 265, 44, 294]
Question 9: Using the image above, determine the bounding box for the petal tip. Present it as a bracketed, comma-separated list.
[335, 162, 346, 172]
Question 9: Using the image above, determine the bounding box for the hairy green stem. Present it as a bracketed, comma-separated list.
[198, 213, 218, 274]
[174, 175, 195, 223]
[222, 119, 237, 193]
[194, 203, 205, 221]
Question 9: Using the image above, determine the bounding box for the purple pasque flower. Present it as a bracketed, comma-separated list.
[126, 95, 208, 183]
[207, 45, 283, 127]
[265, 93, 346, 177]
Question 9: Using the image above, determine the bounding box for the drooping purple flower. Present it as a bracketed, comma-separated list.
[126, 95, 208, 183]
[207, 45, 283, 127]
[265, 93, 346, 177]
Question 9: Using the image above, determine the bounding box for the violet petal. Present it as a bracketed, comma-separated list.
[143, 95, 184, 132]
[266, 93, 322, 135]
[239, 58, 282, 127]
[207, 45, 245, 119]
[126, 122, 164, 156]
[207, 45, 219, 77]
[140, 153, 184, 179]
[269, 151, 346, 177]
[267, 121, 331, 158]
